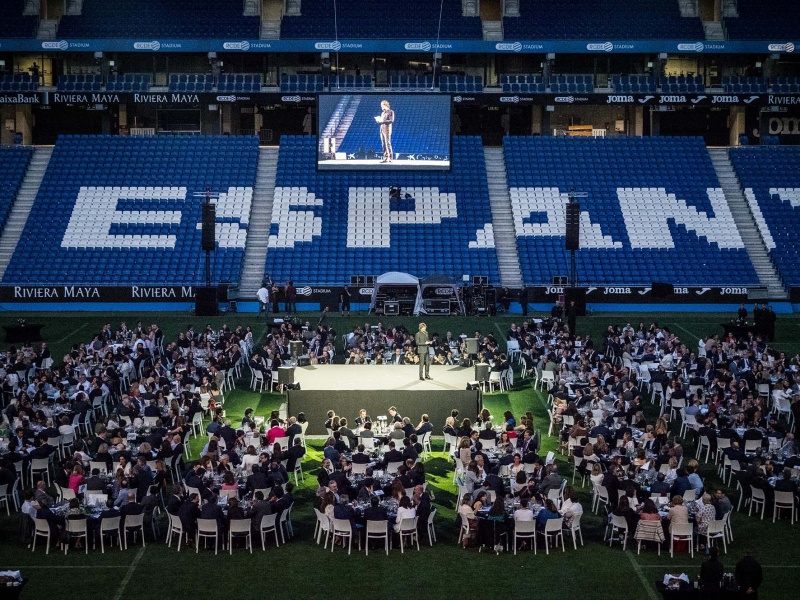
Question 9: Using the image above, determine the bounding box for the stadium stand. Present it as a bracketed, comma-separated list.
[661, 74, 704, 93]
[2, 136, 258, 286]
[500, 74, 546, 93]
[724, 0, 800, 40]
[504, 136, 759, 287]
[280, 0, 482, 39]
[772, 77, 800, 94]
[168, 74, 214, 93]
[57, 0, 260, 38]
[730, 147, 800, 286]
[0, 73, 39, 92]
[280, 73, 324, 93]
[550, 74, 593, 94]
[0, 147, 33, 234]
[722, 76, 768, 94]
[611, 75, 658, 94]
[217, 74, 262, 93]
[329, 75, 373, 90]
[57, 74, 103, 92]
[389, 75, 435, 90]
[439, 75, 483, 93]
[106, 74, 152, 92]
[0, 0, 37, 38]
[503, 0, 705, 40]
[265, 135, 499, 286]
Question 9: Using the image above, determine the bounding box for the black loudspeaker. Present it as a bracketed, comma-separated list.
[474, 363, 490, 382]
[278, 366, 296, 385]
[201, 204, 216, 251]
[195, 286, 218, 316]
[652, 282, 673, 298]
[564, 287, 587, 316]
[465, 337, 479, 355]
[565, 203, 581, 251]
[290, 340, 304, 358]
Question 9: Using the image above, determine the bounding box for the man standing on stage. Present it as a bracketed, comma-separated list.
[257, 284, 269, 318]
[415, 322, 432, 381]
[377, 100, 394, 163]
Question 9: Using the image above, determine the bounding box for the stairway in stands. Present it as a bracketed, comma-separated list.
[321, 96, 361, 153]
[483, 147, 523, 288]
[708, 147, 787, 299]
[0, 146, 52, 280]
[239, 146, 279, 298]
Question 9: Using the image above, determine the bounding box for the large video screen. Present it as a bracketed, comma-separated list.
[317, 93, 451, 171]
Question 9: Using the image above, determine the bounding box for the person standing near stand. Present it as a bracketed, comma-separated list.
[416, 323, 431, 381]
[566, 300, 577, 336]
[271, 281, 280, 314]
[285, 281, 297, 314]
[257, 284, 270, 318]
[340, 285, 352, 316]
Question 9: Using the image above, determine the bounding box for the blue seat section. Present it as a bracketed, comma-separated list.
[722, 76, 768, 94]
[0, 0, 37, 38]
[0, 73, 39, 92]
[389, 75, 435, 90]
[439, 75, 483, 93]
[265, 136, 499, 286]
[106, 74, 152, 92]
[772, 77, 800, 94]
[280, 0, 481, 39]
[611, 75, 658, 94]
[662, 75, 704, 93]
[0, 147, 33, 233]
[504, 136, 759, 287]
[2, 135, 258, 286]
[500, 74, 546, 93]
[503, 0, 704, 40]
[279, 73, 324, 93]
[549, 74, 593, 94]
[57, 0, 259, 38]
[57, 74, 104, 92]
[329, 75, 373, 90]
[168, 73, 215, 92]
[725, 0, 799, 40]
[730, 147, 800, 286]
[217, 74, 262, 93]
[326, 96, 450, 158]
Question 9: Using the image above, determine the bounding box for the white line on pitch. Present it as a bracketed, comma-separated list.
[6, 566, 128, 569]
[112, 546, 144, 600]
[54, 322, 90, 344]
[626, 551, 660, 600]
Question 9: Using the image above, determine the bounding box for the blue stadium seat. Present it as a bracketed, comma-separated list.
[504, 136, 759, 287]
[2, 136, 258, 286]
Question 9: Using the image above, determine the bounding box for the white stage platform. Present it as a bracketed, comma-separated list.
[293, 364, 473, 391]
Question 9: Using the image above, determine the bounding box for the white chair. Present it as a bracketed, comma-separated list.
[64, 518, 88, 554]
[190, 412, 204, 438]
[0, 484, 10, 515]
[564, 512, 584, 549]
[123, 513, 146, 549]
[744, 439, 762, 453]
[670, 522, 694, 558]
[774, 490, 796, 524]
[251, 370, 265, 392]
[607, 514, 629, 550]
[704, 518, 727, 554]
[398, 517, 419, 553]
[426, 507, 437, 546]
[365, 520, 390, 555]
[229, 518, 253, 554]
[259, 513, 280, 549]
[314, 508, 331, 548]
[219, 489, 239, 501]
[196, 518, 220, 554]
[443, 433, 457, 456]
[513, 519, 537, 554]
[540, 370, 556, 391]
[32, 518, 53, 554]
[29, 457, 51, 486]
[351, 462, 368, 476]
[593, 484, 611, 514]
[98, 516, 122, 553]
[749, 486, 766, 519]
[634, 519, 664, 555]
[331, 518, 360, 554]
[166, 513, 185, 551]
[537, 517, 565, 554]
[386, 461, 402, 475]
[421, 432, 432, 458]
[55, 483, 76, 503]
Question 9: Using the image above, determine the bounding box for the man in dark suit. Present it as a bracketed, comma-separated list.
[177, 493, 201, 540]
[338, 418, 358, 450]
[363, 495, 388, 522]
[415, 414, 433, 437]
[285, 416, 303, 446]
[250, 490, 273, 531]
[286, 438, 306, 472]
[401, 438, 419, 462]
[166, 486, 185, 515]
[383, 441, 403, 468]
[333, 494, 357, 529]
[185, 466, 212, 501]
[351, 444, 370, 465]
[649, 473, 671, 495]
[118, 490, 144, 530]
[247, 465, 269, 493]
[85, 468, 106, 491]
[218, 421, 237, 450]
[200, 493, 227, 536]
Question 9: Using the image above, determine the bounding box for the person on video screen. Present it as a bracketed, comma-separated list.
[378, 100, 394, 163]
